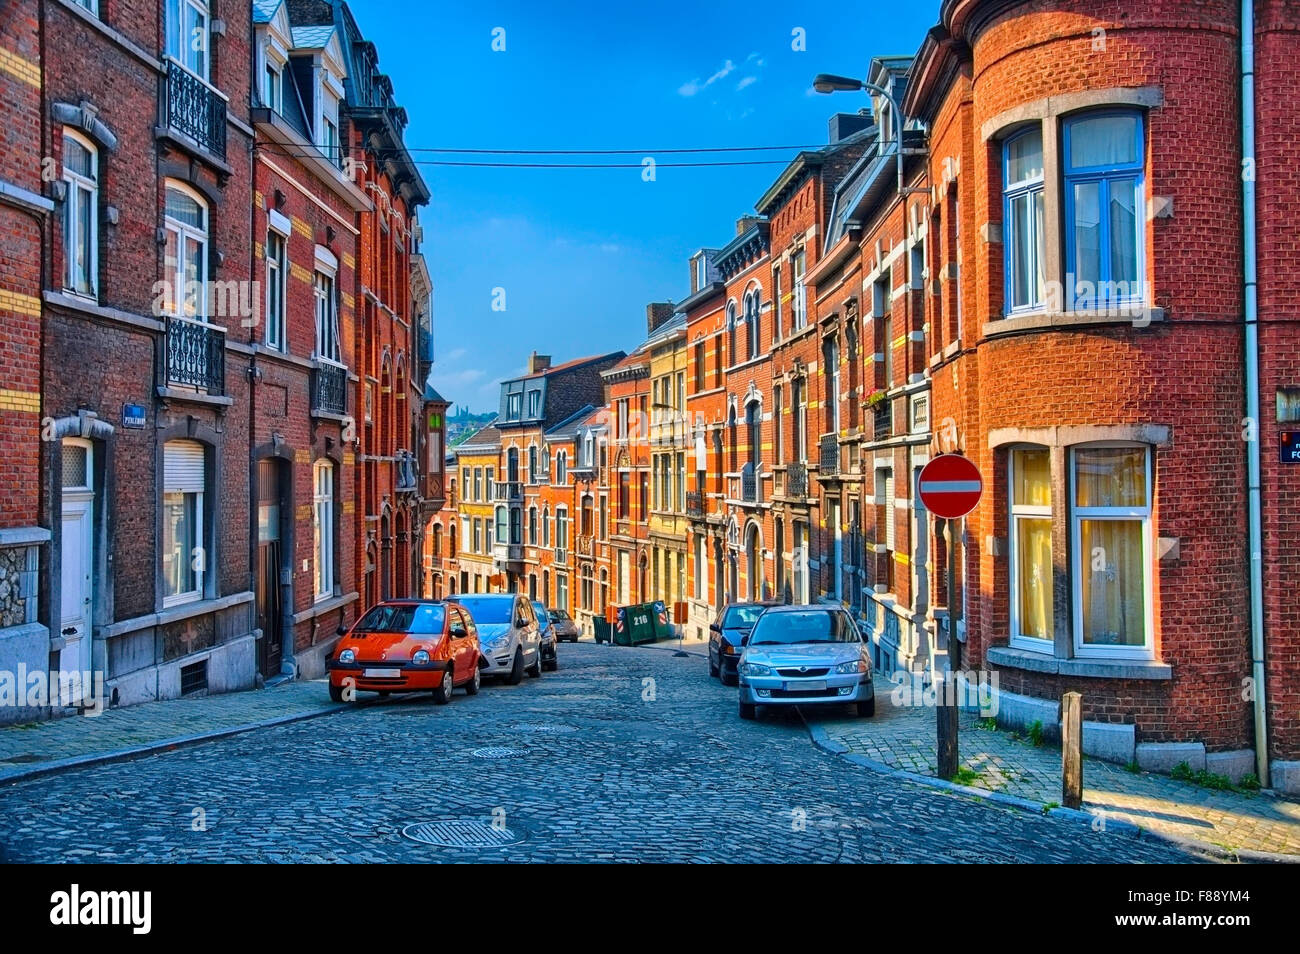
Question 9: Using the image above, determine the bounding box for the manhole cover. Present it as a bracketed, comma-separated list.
[509, 723, 578, 734]
[402, 819, 526, 849]
[471, 746, 521, 759]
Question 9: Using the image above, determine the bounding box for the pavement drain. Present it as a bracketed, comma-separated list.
[401, 819, 526, 849]
[470, 746, 522, 759]
[509, 723, 578, 734]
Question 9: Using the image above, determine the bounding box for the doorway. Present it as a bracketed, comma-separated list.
[59, 439, 95, 704]
[255, 459, 288, 678]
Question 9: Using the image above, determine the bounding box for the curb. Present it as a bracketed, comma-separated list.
[587, 638, 709, 659]
[0, 700, 354, 786]
[805, 722, 1298, 864]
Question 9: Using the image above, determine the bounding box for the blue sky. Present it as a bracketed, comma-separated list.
[348, 0, 938, 412]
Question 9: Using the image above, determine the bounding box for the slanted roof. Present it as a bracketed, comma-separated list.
[545, 405, 597, 441]
[252, 0, 282, 24]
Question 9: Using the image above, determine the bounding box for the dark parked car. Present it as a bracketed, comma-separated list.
[532, 600, 559, 671]
[548, 608, 580, 642]
[709, 602, 777, 686]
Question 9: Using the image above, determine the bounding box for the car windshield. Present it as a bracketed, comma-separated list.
[722, 605, 765, 629]
[356, 603, 445, 635]
[749, 610, 859, 645]
[549, 610, 569, 621]
[532, 602, 549, 622]
[453, 596, 513, 624]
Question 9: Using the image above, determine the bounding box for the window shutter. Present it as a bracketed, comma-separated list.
[164, 440, 206, 493]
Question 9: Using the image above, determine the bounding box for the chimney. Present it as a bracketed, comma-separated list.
[646, 301, 675, 335]
[829, 110, 873, 143]
[735, 215, 761, 236]
[528, 351, 551, 374]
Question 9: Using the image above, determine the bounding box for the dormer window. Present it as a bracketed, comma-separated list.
[263, 60, 283, 113]
[694, 256, 707, 291]
[320, 97, 340, 166]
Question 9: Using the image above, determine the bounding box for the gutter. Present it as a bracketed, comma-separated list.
[1241, 0, 1270, 787]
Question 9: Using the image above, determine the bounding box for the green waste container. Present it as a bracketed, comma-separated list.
[614, 601, 674, 645]
[593, 617, 612, 644]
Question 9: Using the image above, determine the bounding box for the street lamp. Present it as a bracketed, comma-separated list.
[812, 73, 915, 195]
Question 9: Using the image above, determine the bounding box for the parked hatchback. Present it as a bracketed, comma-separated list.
[532, 600, 559, 671]
[736, 605, 874, 720]
[548, 608, 580, 642]
[327, 600, 481, 704]
[451, 593, 543, 683]
[710, 602, 777, 686]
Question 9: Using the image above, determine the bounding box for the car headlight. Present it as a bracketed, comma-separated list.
[835, 658, 867, 675]
[487, 635, 509, 651]
[412, 650, 431, 666]
[338, 649, 355, 664]
[739, 662, 770, 676]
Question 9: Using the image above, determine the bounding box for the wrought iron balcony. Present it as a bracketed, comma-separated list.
[819, 433, 840, 476]
[786, 462, 808, 498]
[311, 363, 347, 416]
[165, 317, 225, 394]
[873, 400, 892, 442]
[686, 490, 705, 519]
[164, 62, 227, 160]
[494, 481, 523, 502]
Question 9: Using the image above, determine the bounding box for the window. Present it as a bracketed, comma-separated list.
[166, 0, 209, 79]
[773, 384, 784, 462]
[313, 460, 335, 601]
[726, 301, 738, 366]
[162, 440, 205, 606]
[321, 107, 340, 167]
[772, 265, 783, 341]
[528, 506, 538, 546]
[1003, 126, 1046, 313]
[508, 393, 522, 420]
[314, 269, 340, 363]
[1063, 111, 1145, 310]
[792, 377, 807, 463]
[599, 495, 608, 540]
[675, 452, 685, 516]
[555, 451, 567, 484]
[473, 518, 482, 554]
[1072, 446, 1152, 656]
[824, 337, 840, 434]
[263, 59, 283, 113]
[72, 0, 98, 13]
[745, 288, 761, 360]
[874, 274, 893, 388]
[1009, 447, 1053, 646]
[473, 468, 482, 501]
[694, 255, 707, 290]
[618, 472, 630, 518]
[542, 506, 550, 547]
[162, 183, 208, 320]
[528, 390, 541, 418]
[694, 342, 705, 391]
[555, 508, 568, 560]
[528, 445, 539, 483]
[556, 573, 569, 613]
[264, 229, 286, 350]
[792, 248, 807, 330]
[62, 130, 97, 297]
[486, 468, 495, 500]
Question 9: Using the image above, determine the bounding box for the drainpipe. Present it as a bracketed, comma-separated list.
[1241, 0, 1269, 788]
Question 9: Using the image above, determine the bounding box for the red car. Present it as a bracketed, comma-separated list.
[327, 600, 482, 704]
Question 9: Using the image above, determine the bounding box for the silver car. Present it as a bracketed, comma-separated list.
[736, 605, 875, 720]
[451, 593, 543, 684]
[547, 608, 580, 642]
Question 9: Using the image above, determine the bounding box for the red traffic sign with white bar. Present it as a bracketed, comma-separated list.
[918, 454, 983, 520]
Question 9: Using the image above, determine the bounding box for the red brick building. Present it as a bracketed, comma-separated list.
[603, 348, 653, 608]
[37, 0, 258, 707]
[0, 0, 51, 721]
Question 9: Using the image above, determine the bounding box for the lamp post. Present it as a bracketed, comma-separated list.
[812, 73, 916, 196]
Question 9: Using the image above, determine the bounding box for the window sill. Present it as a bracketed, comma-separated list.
[156, 386, 235, 408]
[291, 590, 359, 626]
[987, 645, 1171, 680]
[982, 307, 1165, 341]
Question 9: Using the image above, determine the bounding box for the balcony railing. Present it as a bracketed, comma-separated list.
[873, 401, 892, 442]
[311, 363, 347, 416]
[494, 481, 523, 502]
[686, 490, 705, 518]
[165, 317, 225, 394]
[819, 433, 839, 476]
[164, 62, 227, 160]
[786, 462, 808, 498]
[493, 542, 524, 564]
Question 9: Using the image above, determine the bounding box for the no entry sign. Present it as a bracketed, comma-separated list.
[919, 454, 983, 520]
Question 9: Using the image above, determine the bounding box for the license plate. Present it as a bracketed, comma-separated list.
[789, 680, 827, 691]
[363, 668, 400, 678]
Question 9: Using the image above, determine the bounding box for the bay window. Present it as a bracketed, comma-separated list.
[1003, 126, 1045, 313]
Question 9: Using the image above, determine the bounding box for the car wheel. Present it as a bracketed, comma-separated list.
[738, 699, 757, 720]
[526, 646, 542, 678]
[505, 648, 524, 685]
[328, 681, 344, 703]
[720, 666, 737, 688]
[432, 669, 454, 705]
[465, 665, 481, 695]
[708, 650, 719, 678]
[857, 697, 875, 717]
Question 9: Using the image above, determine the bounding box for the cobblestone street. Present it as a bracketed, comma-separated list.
[0, 645, 1209, 863]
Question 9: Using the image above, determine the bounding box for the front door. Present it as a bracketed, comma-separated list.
[256, 460, 284, 678]
[59, 440, 95, 705]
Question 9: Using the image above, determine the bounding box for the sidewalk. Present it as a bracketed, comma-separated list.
[807, 673, 1300, 859]
[0, 679, 342, 783]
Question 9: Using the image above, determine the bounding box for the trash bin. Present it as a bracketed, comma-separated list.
[593, 617, 612, 644]
[614, 601, 674, 645]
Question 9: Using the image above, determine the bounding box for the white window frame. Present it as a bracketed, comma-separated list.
[162, 181, 209, 322]
[166, 0, 210, 81]
[1070, 443, 1154, 659]
[61, 129, 98, 299]
[313, 460, 335, 601]
[1008, 446, 1054, 651]
[162, 440, 205, 608]
[264, 215, 289, 351]
[555, 506, 569, 561]
[792, 248, 807, 330]
[555, 450, 567, 484]
[313, 247, 342, 365]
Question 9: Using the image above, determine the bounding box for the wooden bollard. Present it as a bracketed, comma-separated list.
[1062, 691, 1083, 809]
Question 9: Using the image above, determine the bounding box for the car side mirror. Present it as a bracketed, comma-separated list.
[336, 625, 347, 636]
[709, 623, 722, 633]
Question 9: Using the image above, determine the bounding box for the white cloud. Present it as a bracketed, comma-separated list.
[736, 75, 757, 91]
[443, 347, 468, 362]
[678, 58, 737, 97]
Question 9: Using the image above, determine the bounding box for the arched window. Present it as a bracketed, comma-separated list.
[62, 129, 98, 298]
[726, 300, 738, 366]
[555, 450, 567, 484]
[745, 288, 761, 359]
[162, 181, 208, 320]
